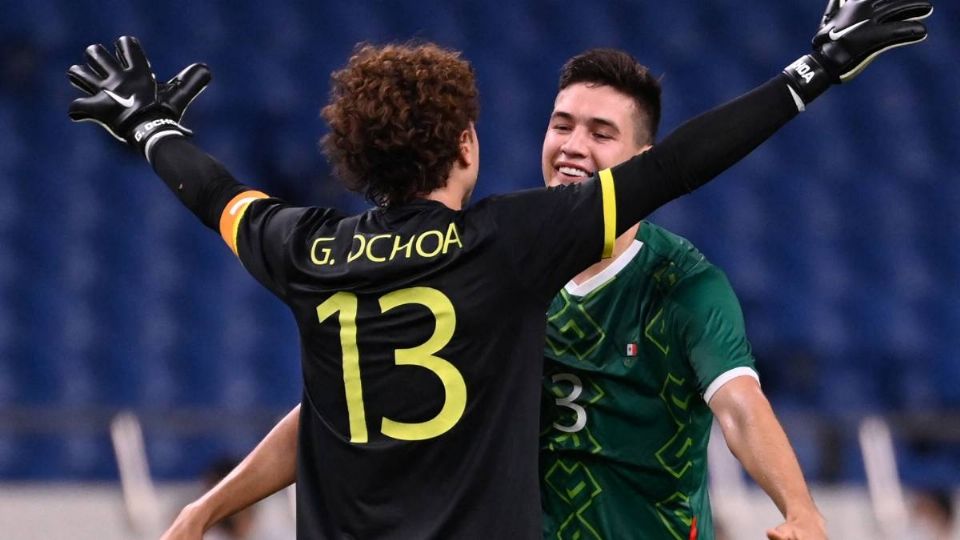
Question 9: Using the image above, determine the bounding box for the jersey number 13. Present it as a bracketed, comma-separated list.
[317, 287, 467, 444]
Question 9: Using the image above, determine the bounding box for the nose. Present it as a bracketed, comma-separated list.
[559, 127, 588, 158]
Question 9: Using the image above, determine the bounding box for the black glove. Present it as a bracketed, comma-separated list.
[783, 0, 932, 105]
[158, 63, 212, 125]
[68, 36, 210, 162]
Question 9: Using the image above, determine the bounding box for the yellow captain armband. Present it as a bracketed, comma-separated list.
[598, 169, 616, 258]
[219, 190, 269, 256]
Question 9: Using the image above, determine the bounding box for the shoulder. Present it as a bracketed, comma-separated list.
[638, 223, 726, 291]
[638, 223, 740, 314]
[244, 199, 350, 242]
[248, 197, 345, 221]
[638, 221, 705, 270]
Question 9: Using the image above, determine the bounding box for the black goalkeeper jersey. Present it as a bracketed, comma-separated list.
[225, 180, 614, 539]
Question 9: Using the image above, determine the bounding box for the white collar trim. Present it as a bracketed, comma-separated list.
[564, 240, 644, 297]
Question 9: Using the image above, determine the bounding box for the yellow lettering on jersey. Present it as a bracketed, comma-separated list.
[219, 190, 269, 256]
[442, 222, 463, 254]
[390, 234, 415, 260]
[365, 234, 392, 263]
[311, 226, 464, 267]
[415, 230, 444, 258]
[310, 237, 336, 266]
[347, 235, 366, 263]
[598, 169, 616, 259]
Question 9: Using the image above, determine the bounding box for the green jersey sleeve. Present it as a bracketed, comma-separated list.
[669, 264, 758, 401]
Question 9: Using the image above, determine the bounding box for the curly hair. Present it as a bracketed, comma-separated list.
[321, 43, 480, 207]
[558, 48, 662, 145]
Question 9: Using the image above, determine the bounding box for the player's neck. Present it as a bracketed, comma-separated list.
[571, 223, 641, 286]
[422, 170, 474, 210]
[423, 188, 466, 210]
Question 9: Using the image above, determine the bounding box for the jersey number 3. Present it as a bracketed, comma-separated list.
[552, 373, 587, 433]
[316, 287, 466, 444]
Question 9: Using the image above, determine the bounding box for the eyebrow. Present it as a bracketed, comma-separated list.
[550, 111, 621, 133]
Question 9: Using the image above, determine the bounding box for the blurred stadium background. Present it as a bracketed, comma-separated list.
[1, 0, 958, 538]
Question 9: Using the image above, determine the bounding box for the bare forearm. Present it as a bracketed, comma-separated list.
[711, 381, 818, 519]
[188, 404, 299, 530]
[726, 410, 812, 514]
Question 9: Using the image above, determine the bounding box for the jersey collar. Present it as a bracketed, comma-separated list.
[564, 240, 644, 297]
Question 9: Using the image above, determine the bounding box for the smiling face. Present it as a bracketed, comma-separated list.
[542, 82, 650, 187]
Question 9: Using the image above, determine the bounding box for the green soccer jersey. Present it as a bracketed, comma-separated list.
[540, 222, 758, 540]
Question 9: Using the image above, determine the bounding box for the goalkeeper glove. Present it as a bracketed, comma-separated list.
[782, 0, 932, 106]
[67, 36, 211, 163]
[158, 63, 211, 126]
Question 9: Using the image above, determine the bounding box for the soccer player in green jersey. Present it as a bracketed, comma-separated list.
[538, 49, 824, 540]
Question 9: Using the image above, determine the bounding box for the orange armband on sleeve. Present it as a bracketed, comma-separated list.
[219, 190, 269, 256]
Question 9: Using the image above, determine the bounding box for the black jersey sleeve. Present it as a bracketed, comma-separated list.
[488, 179, 609, 304]
[226, 196, 344, 300]
[230, 197, 301, 298]
[603, 74, 800, 234]
[151, 137, 250, 231]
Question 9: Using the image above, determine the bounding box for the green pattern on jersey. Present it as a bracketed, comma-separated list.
[540, 222, 756, 540]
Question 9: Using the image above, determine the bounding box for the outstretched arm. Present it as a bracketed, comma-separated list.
[600, 0, 932, 236]
[160, 405, 300, 540]
[709, 378, 826, 540]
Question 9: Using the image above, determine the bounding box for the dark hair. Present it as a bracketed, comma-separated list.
[558, 48, 661, 145]
[321, 43, 480, 207]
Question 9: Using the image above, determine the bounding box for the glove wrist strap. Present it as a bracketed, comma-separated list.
[129, 117, 192, 164]
[782, 53, 834, 106]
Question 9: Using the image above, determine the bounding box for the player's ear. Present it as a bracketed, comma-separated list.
[457, 123, 477, 167]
